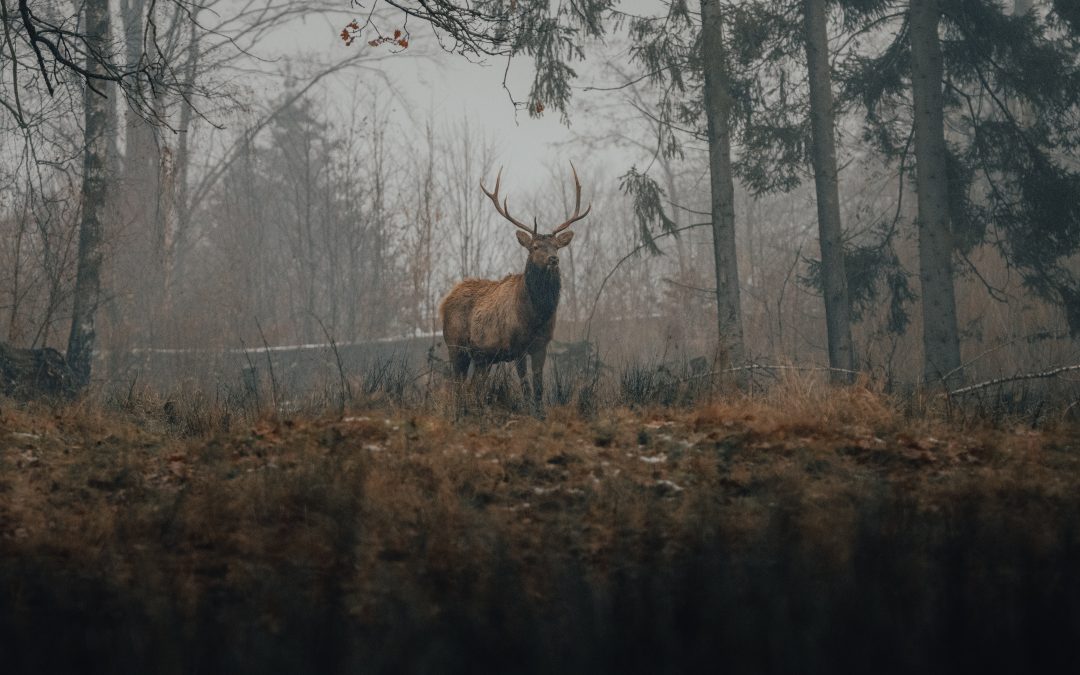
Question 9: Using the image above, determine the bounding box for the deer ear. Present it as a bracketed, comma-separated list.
[554, 230, 575, 248]
[516, 231, 533, 248]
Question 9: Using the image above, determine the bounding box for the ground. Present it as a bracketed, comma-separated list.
[1, 389, 1079, 673]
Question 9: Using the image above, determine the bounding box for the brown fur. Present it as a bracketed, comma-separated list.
[440, 232, 573, 409]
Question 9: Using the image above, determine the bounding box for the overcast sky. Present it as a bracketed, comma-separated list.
[249, 3, 661, 191]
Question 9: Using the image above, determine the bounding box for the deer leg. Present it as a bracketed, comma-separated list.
[448, 346, 470, 381]
[529, 346, 547, 416]
[446, 346, 470, 417]
[472, 361, 492, 405]
[515, 355, 531, 403]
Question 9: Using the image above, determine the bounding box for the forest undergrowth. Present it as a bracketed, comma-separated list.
[2, 375, 1079, 673]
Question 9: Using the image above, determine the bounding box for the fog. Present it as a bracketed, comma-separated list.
[7, 4, 1080, 671]
[1, 0, 1077, 402]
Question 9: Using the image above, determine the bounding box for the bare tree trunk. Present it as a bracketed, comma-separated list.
[119, 0, 164, 343]
[158, 144, 176, 317]
[699, 0, 746, 372]
[909, 0, 963, 386]
[368, 113, 388, 337]
[171, 17, 199, 302]
[7, 195, 29, 344]
[803, 0, 855, 383]
[303, 135, 316, 343]
[67, 0, 113, 388]
[120, 0, 156, 202]
[412, 121, 438, 334]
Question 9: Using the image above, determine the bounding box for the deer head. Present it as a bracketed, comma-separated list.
[480, 163, 592, 272]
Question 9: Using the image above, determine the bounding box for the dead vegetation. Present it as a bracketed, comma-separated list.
[1, 385, 1079, 672]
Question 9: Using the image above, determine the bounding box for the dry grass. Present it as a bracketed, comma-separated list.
[2, 386, 1079, 673]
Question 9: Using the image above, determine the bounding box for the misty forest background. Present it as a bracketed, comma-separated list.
[7, 4, 1080, 671]
[2, 0, 1080, 404]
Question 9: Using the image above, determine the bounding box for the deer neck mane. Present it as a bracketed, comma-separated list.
[523, 259, 561, 321]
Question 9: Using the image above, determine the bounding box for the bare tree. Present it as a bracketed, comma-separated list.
[66, 0, 113, 387]
[407, 120, 440, 336]
[443, 116, 498, 279]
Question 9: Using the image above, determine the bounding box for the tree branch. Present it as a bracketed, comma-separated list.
[950, 364, 1080, 396]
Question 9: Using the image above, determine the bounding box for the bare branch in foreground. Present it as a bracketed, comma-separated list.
[950, 365, 1080, 396]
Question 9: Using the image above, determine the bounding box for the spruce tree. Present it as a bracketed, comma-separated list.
[700, 0, 747, 369]
[843, 0, 1080, 384]
[909, 0, 963, 385]
[805, 0, 857, 382]
[726, 0, 859, 380]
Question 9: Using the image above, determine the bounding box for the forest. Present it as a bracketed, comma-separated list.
[2, 0, 1080, 672]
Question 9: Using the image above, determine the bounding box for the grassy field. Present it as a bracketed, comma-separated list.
[2, 385, 1080, 673]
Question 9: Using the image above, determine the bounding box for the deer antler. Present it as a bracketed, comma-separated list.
[480, 168, 534, 234]
[552, 162, 592, 234]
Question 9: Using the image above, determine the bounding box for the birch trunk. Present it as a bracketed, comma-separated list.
[171, 18, 199, 300]
[67, 0, 113, 388]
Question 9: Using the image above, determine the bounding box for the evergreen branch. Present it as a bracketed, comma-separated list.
[832, 10, 906, 63]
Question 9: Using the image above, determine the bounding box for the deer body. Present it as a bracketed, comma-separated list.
[440, 165, 589, 411]
[442, 270, 558, 362]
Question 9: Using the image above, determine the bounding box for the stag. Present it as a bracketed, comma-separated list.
[440, 164, 591, 411]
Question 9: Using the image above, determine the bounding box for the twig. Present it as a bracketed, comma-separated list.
[312, 313, 352, 414]
[661, 277, 716, 295]
[940, 331, 1064, 386]
[237, 336, 262, 411]
[254, 317, 279, 412]
[126, 370, 139, 404]
[584, 222, 710, 342]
